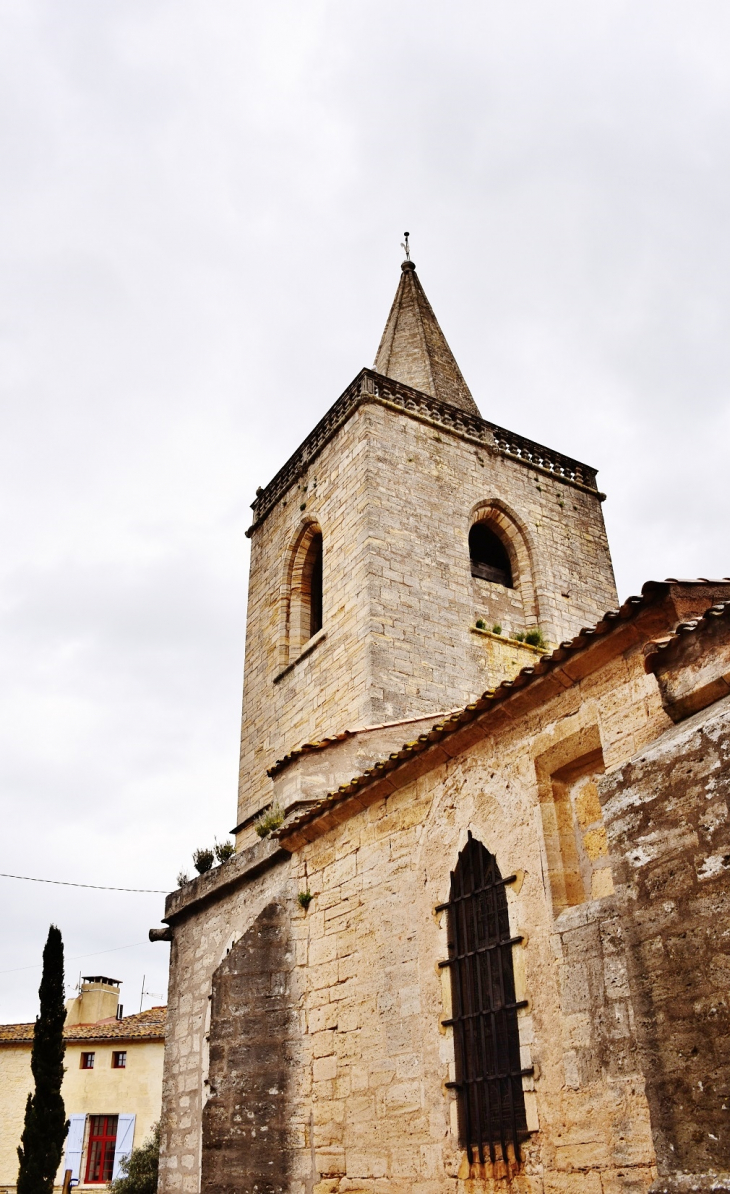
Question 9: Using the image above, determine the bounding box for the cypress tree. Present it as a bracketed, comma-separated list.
[17, 924, 69, 1194]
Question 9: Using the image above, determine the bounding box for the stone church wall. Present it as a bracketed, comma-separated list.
[237, 404, 375, 832]
[161, 612, 677, 1193]
[275, 635, 663, 1193]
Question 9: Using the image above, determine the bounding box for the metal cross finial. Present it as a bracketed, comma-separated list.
[401, 231, 410, 261]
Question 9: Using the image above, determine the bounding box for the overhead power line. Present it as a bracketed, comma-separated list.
[0, 940, 151, 976]
[0, 872, 167, 894]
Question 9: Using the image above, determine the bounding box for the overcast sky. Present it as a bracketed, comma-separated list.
[1, 0, 728, 1022]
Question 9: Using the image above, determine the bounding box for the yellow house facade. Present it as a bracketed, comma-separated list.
[0, 977, 165, 1192]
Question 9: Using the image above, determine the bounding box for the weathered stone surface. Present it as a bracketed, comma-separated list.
[159, 602, 686, 1193]
[202, 901, 297, 1194]
[157, 852, 292, 1194]
[600, 695, 730, 1191]
[649, 603, 730, 722]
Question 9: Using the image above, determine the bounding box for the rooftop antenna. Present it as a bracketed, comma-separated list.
[401, 231, 411, 262]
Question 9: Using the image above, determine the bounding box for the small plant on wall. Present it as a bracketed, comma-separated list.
[214, 839, 235, 863]
[297, 891, 313, 910]
[180, 838, 236, 884]
[192, 848, 215, 874]
[254, 803, 285, 838]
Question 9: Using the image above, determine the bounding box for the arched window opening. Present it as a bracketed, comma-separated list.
[285, 526, 324, 659]
[440, 834, 529, 1166]
[303, 531, 323, 640]
[469, 523, 513, 587]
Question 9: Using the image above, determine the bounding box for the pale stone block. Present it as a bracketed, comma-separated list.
[547, 1173, 604, 1194]
[313, 1054, 338, 1082]
[346, 1151, 389, 1179]
[591, 866, 615, 899]
[309, 933, 338, 967]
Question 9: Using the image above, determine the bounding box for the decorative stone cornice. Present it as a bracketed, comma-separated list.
[246, 368, 601, 535]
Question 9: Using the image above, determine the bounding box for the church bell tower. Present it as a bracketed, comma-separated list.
[234, 251, 617, 841]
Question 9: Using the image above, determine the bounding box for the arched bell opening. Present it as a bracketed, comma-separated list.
[469, 523, 513, 587]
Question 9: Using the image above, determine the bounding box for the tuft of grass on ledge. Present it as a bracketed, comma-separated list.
[254, 803, 285, 838]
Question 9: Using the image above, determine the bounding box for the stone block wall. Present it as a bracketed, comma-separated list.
[277, 654, 661, 1191]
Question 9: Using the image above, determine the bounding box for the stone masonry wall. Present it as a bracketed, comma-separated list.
[237, 397, 617, 833]
[278, 636, 665, 1194]
[237, 406, 374, 833]
[600, 694, 730, 1192]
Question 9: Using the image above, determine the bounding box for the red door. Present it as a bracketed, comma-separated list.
[85, 1115, 118, 1183]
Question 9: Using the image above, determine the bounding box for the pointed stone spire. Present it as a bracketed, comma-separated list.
[374, 258, 480, 416]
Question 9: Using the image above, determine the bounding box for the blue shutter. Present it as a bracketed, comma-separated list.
[112, 1114, 136, 1181]
[64, 1115, 86, 1182]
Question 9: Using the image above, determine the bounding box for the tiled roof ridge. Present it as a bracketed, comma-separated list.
[0, 1006, 167, 1044]
[267, 730, 354, 777]
[267, 708, 461, 778]
[644, 599, 730, 673]
[246, 368, 601, 535]
[276, 580, 728, 845]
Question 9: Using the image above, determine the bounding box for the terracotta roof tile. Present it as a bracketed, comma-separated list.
[0, 1006, 166, 1045]
[644, 601, 730, 673]
[267, 711, 459, 778]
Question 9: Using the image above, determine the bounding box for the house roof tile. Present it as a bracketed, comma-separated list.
[0, 1006, 166, 1045]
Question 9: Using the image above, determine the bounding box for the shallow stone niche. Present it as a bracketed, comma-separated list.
[157, 846, 294, 1194]
[202, 899, 300, 1194]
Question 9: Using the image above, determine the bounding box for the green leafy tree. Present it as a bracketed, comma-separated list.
[109, 1122, 160, 1194]
[17, 924, 68, 1194]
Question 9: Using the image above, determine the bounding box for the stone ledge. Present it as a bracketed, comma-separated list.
[470, 626, 547, 654]
[273, 629, 327, 683]
[161, 836, 288, 925]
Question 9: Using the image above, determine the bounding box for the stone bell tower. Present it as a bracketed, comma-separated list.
[234, 253, 617, 841]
